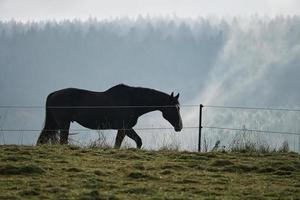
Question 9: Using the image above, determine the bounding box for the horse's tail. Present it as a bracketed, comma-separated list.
[37, 96, 58, 145]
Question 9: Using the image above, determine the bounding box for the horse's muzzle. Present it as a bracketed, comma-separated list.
[175, 127, 182, 132]
[175, 119, 183, 132]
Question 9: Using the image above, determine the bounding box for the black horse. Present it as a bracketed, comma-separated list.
[37, 84, 182, 148]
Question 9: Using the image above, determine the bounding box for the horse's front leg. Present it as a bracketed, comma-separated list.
[114, 129, 126, 148]
[125, 129, 142, 149]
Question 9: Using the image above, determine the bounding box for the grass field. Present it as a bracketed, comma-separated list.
[0, 145, 300, 199]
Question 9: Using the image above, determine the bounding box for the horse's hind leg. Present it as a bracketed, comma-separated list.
[59, 121, 70, 145]
[49, 131, 59, 144]
[114, 129, 126, 148]
[37, 130, 49, 145]
[126, 129, 142, 149]
[37, 109, 59, 145]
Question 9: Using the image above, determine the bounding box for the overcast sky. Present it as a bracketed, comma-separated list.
[0, 0, 300, 21]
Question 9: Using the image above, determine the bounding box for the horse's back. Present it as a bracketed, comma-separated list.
[46, 88, 95, 106]
[105, 84, 134, 97]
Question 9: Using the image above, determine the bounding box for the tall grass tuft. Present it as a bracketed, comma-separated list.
[88, 130, 110, 148]
[159, 133, 180, 151]
[278, 141, 289, 153]
[222, 125, 292, 153]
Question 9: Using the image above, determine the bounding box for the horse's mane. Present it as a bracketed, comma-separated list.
[107, 84, 179, 105]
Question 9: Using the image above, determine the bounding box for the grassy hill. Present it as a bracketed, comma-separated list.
[0, 145, 300, 199]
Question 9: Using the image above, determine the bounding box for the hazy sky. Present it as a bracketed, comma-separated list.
[0, 0, 300, 21]
[1, 0, 300, 149]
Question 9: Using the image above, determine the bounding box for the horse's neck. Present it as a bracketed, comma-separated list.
[133, 89, 168, 116]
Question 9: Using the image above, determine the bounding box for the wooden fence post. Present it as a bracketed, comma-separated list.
[198, 104, 203, 152]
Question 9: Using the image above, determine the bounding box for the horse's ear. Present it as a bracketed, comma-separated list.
[175, 93, 180, 99]
[170, 92, 174, 97]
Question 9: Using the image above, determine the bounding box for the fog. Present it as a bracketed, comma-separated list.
[0, 16, 300, 151]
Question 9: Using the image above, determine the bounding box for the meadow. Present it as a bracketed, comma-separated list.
[0, 145, 300, 199]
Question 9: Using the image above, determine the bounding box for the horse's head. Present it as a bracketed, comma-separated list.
[162, 92, 183, 132]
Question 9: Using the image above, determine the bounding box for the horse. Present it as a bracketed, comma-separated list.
[36, 84, 183, 148]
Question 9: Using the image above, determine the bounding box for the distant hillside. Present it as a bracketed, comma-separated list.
[0, 145, 299, 199]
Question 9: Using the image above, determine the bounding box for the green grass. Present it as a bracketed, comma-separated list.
[0, 145, 300, 199]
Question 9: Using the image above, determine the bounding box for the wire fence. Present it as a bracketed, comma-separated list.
[1, 104, 300, 135]
[0, 105, 199, 109]
[202, 105, 300, 136]
[204, 105, 300, 112]
[203, 126, 300, 136]
[1, 104, 300, 110]
[1, 105, 300, 133]
[0, 127, 199, 132]
[0, 104, 300, 151]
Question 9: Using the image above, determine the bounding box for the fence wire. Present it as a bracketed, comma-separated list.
[0, 105, 199, 109]
[1, 104, 300, 111]
[1, 127, 300, 136]
[0, 104, 300, 136]
[204, 105, 300, 112]
[203, 126, 300, 136]
[0, 126, 198, 132]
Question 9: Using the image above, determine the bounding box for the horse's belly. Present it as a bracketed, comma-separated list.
[72, 113, 137, 130]
[74, 119, 107, 130]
